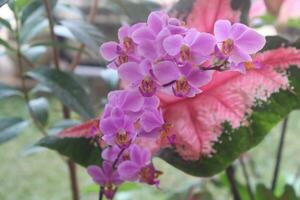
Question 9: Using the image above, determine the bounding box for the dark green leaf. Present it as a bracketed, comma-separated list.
[0, 83, 22, 100]
[0, 0, 9, 7]
[279, 185, 298, 200]
[0, 117, 28, 144]
[0, 17, 12, 31]
[29, 97, 49, 127]
[26, 68, 94, 120]
[262, 36, 290, 51]
[255, 184, 277, 200]
[37, 136, 101, 167]
[0, 38, 13, 50]
[230, 0, 251, 24]
[61, 20, 104, 54]
[21, 0, 57, 24]
[110, 0, 161, 22]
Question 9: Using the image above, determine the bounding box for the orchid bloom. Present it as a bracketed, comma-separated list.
[214, 20, 266, 64]
[117, 144, 162, 185]
[163, 29, 216, 64]
[87, 161, 123, 199]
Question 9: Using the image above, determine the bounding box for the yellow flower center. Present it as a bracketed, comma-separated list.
[221, 39, 234, 55]
[180, 45, 191, 61]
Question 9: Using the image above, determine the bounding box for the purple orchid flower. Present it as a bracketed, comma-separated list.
[163, 29, 216, 64]
[87, 161, 123, 199]
[117, 144, 162, 185]
[102, 90, 145, 119]
[100, 107, 136, 148]
[214, 20, 266, 64]
[102, 145, 131, 164]
[138, 108, 164, 137]
[153, 62, 212, 97]
[118, 60, 159, 97]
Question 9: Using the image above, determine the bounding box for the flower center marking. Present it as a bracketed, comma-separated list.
[180, 45, 191, 61]
[173, 77, 190, 96]
[221, 39, 234, 55]
[139, 77, 156, 97]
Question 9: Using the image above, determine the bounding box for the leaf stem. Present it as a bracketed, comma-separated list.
[225, 165, 241, 200]
[239, 156, 254, 200]
[271, 117, 289, 192]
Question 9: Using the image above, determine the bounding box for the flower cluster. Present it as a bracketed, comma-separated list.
[87, 11, 265, 199]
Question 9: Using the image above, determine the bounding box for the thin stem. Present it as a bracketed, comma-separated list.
[239, 156, 254, 200]
[69, 0, 99, 71]
[43, 0, 60, 70]
[67, 159, 80, 200]
[113, 148, 126, 169]
[271, 117, 289, 192]
[225, 165, 241, 200]
[42, 1, 80, 199]
[98, 186, 104, 200]
[14, 10, 48, 136]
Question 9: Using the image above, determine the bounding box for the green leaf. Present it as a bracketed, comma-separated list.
[26, 68, 94, 120]
[61, 20, 104, 54]
[37, 136, 101, 167]
[255, 184, 277, 200]
[21, 0, 57, 24]
[0, 83, 23, 100]
[0, 38, 13, 50]
[29, 97, 49, 127]
[279, 185, 298, 200]
[0, 0, 9, 7]
[0, 117, 28, 144]
[0, 17, 12, 31]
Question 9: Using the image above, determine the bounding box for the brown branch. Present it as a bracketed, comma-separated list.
[43, 0, 60, 70]
[225, 165, 241, 200]
[42, 1, 80, 200]
[69, 0, 100, 71]
[239, 156, 254, 200]
[67, 159, 80, 200]
[271, 117, 289, 192]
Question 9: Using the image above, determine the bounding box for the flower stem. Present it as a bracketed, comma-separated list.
[271, 117, 289, 192]
[98, 186, 104, 200]
[225, 165, 241, 200]
[67, 159, 80, 200]
[239, 156, 254, 200]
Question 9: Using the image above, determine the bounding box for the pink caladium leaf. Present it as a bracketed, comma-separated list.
[158, 46, 300, 175]
[187, 0, 241, 33]
[58, 118, 100, 138]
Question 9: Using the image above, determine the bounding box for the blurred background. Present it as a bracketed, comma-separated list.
[0, 0, 300, 199]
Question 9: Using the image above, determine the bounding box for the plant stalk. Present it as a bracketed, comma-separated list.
[43, 0, 60, 70]
[271, 117, 289, 192]
[69, 0, 99, 71]
[226, 165, 241, 200]
[239, 156, 254, 200]
[43, 1, 80, 199]
[67, 159, 80, 200]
